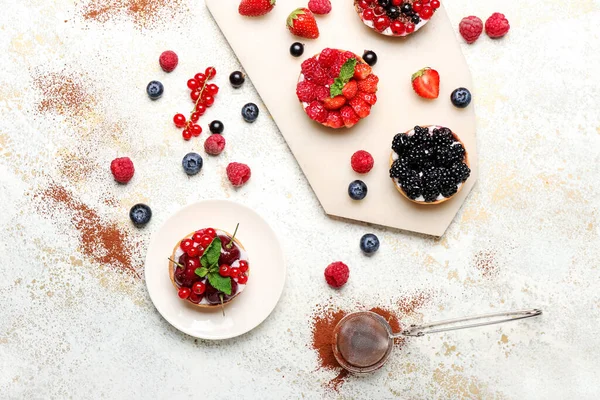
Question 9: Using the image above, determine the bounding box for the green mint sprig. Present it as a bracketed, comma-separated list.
[195, 236, 232, 295]
[330, 58, 357, 98]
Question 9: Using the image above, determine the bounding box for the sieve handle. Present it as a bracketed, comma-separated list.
[396, 309, 542, 338]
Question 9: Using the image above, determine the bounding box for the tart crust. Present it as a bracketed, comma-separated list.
[354, 2, 431, 37]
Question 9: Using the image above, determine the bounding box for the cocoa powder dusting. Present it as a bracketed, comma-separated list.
[34, 72, 94, 118]
[473, 250, 499, 278]
[36, 184, 139, 277]
[81, 0, 184, 28]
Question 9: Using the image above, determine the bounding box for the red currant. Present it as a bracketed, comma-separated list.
[391, 0, 402, 5]
[205, 228, 217, 238]
[406, 23, 415, 33]
[192, 232, 203, 243]
[192, 281, 206, 295]
[194, 73, 207, 83]
[373, 15, 390, 32]
[237, 274, 248, 284]
[219, 264, 230, 277]
[190, 112, 200, 123]
[190, 124, 202, 137]
[419, 5, 433, 19]
[205, 67, 216, 79]
[191, 90, 200, 102]
[187, 79, 199, 90]
[203, 95, 215, 107]
[238, 260, 249, 272]
[430, 0, 440, 9]
[200, 235, 213, 248]
[187, 246, 200, 257]
[373, 6, 385, 15]
[207, 84, 219, 96]
[173, 113, 186, 128]
[412, 1, 422, 12]
[178, 287, 191, 299]
[180, 238, 194, 252]
[358, 0, 369, 9]
[362, 9, 374, 21]
[196, 105, 207, 116]
[391, 20, 406, 35]
[182, 129, 192, 141]
[188, 292, 202, 304]
[229, 267, 240, 279]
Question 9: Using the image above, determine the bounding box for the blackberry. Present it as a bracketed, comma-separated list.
[432, 128, 453, 148]
[390, 159, 411, 179]
[422, 187, 440, 202]
[422, 166, 441, 190]
[392, 133, 410, 155]
[405, 146, 426, 167]
[449, 143, 466, 159]
[399, 169, 420, 187]
[438, 167, 455, 187]
[440, 184, 458, 198]
[451, 162, 471, 182]
[402, 182, 422, 200]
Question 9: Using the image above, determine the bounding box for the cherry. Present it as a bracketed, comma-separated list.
[186, 257, 200, 270]
[200, 235, 213, 248]
[194, 73, 207, 83]
[230, 267, 240, 279]
[178, 253, 189, 266]
[182, 267, 198, 287]
[190, 124, 202, 137]
[358, 0, 369, 9]
[238, 260, 249, 272]
[180, 238, 194, 252]
[218, 235, 241, 265]
[412, 1, 422, 12]
[224, 280, 238, 300]
[178, 287, 191, 299]
[373, 6, 385, 15]
[207, 84, 219, 96]
[174, 267, 186, 286]
[206, 290, 221, 305]
[191, 90, 200, 101]
[237, 273, 248, 285]
[182, 129, 192, 141]
[188, 292, 203, 304]
[430, 0, 440, 9]
[419, 5, 433, 19]
[187, 246, 200, 257]
[205, 67, 216, 79]
[173, 113, 186, 128]
[190, 112, 200, 123]
[373, 16, 391, 32]
[405, 23, 415, 33]
[363, 9, 374, 21]
[196, 105, 206, 116]
[219, 264, 231, 277]
[391, 20, 406, 35]
[205, 228, 217, 238]
[192, 281, 206, 295]
[187, 79, 199, 91]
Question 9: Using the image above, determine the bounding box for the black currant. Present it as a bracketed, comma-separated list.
[229, 71, 245, 88]
[362, 50, 378, 66]
[290, 42, 305, 57]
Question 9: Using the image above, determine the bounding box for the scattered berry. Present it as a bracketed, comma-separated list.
[287, 8, 319, 39]
[205, 67, 217, 79]
[485, 12, 509, 38]
[146, 81, 164, 100]
[173, 113, 186, 128]
[204, 134, 226, 156]
[226, 162, 251, 187]
[450, 87, 472, 108]
[290, 42, 305, 57]
[324, 262, 349, 288]
[182, 152, 203, 176]
[190, 124, 202, 137]
[159, 50, 178, 72]
[129, 204, 152, 227]
[459, 16, 483, 44]
[360, 233, 380, 255]
[411, 67, 440, 99]
[229, 71, 245, 88]
[348, 180, 368, 200]
[239, 0, 276, 16]
[209, 120, 224, 134]
[178, 287, 191, 299]
[308, 0, 331, 15]
[351, 150, 374, 174]
[110, 157, 135, 184]
[362, 50, 378, 66]
[242, 103, 259, 123]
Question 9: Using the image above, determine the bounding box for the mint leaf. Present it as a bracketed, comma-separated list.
[330, 58, 357, 98]
[200, 237, 222, 269]
[208, 272, 232, 296]
[195, 267, 208, 278]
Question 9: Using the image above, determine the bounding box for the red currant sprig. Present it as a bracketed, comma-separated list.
[173, 67, 219, 141]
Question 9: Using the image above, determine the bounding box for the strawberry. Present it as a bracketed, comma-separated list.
[340, 106, 360, 128]
[353, 64, 372, 80]
[357, 74, 378, 93]
[411, 67, 440, 99]
[349, 97, 371, 119]
[296, 80, 317, 103]
[342, 80, 358, 99]
[323, 95, 347, 110]
[325, 111, 344, 128]
[358, 91, 377, 105]
[239, 0, 276, 16]
[318, 48, 339, 69]
[287, 8, 319, 39]
[306, 101, 328, 123]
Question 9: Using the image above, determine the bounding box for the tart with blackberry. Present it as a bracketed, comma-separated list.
[168, 225, 250, 308]
[355, 0, 441, 37]
[296, 48, 379, 129]
[389, 125, 470, 204]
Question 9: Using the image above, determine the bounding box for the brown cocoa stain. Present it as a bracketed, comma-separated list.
[34, 71, 94, 119]
[80, 0, 185, 28]
[473, 250, 499, 278]
[35, 184, 139, 277]
[57, 151, 97, 183]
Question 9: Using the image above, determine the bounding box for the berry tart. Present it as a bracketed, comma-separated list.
[355, 0, 441, 37]
[389, 125, 470, 204]
[296, 48, 379, 129]
[168, 225, 250, 309]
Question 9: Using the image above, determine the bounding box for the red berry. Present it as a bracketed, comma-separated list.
[459, 16, 483, 44]
[205, 228, 217, 238]
[182, 129, 192, 140]
[110, 157, 135, 184]
[485, 12, 510, 39]
[190, 124, 202, 137]
[362, 9, 374, 21]
[187, 79, 199, 90]
[187, 246, 200, 257]
[238, 260, 249, 272]
[188, 292, 202, 304]
[390, 20, 406, 35]
[392, 0, 402, 5]
[196, 105, 206, 116]
[412, 1, 422, 12]
[419, 5, 433, 19]
[200, 235, 213, 248]
[191, 91, 200, 101]
[373, 15, 390, 32]
[351, 150, 374, 174]
[192, 232, 203, 243]
[205, 67, 216, 79]
[406, 23, 415, 33]
[190, 112, 200, 123]
[373, 6, 385, 15]
[173, 113, 186, 128]
[204, 134, 226, 156]
[226, 162, 251, 187]
[180, 238, 194, 252]
[230, 267, 240, 279]
[237, 274, 248, 284]
[203, 96, 215, 107]
[186, 258, 200, 270]
[219, 264, 231, 277]
[159, 50, 178, 72]
[358, 0, 369, 9]
[192, 281, 206, 295]
[431, 0, 440, 9]
[207, 84, 219, 96]
[194, 73, 207, 83]
[178, 287, 191, 299]
[324, 261, 350, 288]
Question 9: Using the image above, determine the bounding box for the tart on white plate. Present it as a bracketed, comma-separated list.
[354, 0, 441, 37]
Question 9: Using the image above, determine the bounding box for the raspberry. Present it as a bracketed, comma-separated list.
[296, 80, 317, 103]
[306, 101, 328, 123]
[351, 150, 374, 174]
[459, 16, 483, 44]
[318, 48, 339, 68]
[301, 57, 320, 76]
[308, 0, 332, 15]
[485, 13, 509, 38]
[204, 134, 226, 156]
[324, 262, 349, 288]
[159, 50, 178, 72]
[110, 157, 135, 184]
[314, 85, 330, 101]
[226, 162, 251, 187]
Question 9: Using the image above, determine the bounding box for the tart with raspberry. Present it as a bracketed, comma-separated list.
[168, 225, 250, 308]
[355, 0, 441, 37]
[389, 125, 470, 204]
[296, 48, 379, 129]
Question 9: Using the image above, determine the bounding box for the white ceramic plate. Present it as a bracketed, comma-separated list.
[145, 200, 286, 339]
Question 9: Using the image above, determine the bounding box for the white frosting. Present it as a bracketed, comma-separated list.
[174, 229, 248, 305]
[359, 10, 429, 36]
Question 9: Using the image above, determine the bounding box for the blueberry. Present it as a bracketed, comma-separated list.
[146, 81, 164, 100]
[348, 180, 368, 200]
[209, 120, 224, 134]
[241, 103, 259, 123]
[360, 234, 380, 255]
[450, 88, 472, 108]
[362, 50, 378, 66]
[129, 204, 152, 227]
[290, 42, 305, 57]
[182, 152, 203, 176]
[229, 71, 245, 88]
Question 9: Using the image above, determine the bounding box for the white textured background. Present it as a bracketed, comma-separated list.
[0, 0, 599, 399]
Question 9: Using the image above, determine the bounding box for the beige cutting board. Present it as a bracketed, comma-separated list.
[205, 0, 477, 236]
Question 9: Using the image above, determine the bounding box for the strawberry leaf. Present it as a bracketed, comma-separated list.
[195, 267, 208, 278]
[330, 58, 357, 98]
[208, 272, 232, 296]
[200, 237, 222, 268]
[287, 8, 305, 28]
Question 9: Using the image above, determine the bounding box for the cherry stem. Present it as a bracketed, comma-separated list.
[226, 223, 240, 249]
[219, 294, 225, 317]
[168, 258, 185, 269]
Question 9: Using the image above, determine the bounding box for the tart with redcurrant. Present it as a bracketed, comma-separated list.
[168, 224, 250, 308]
[355, 0, 441, 37]
[296, 48, 379, 129]
[389, 125, 470, 204]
